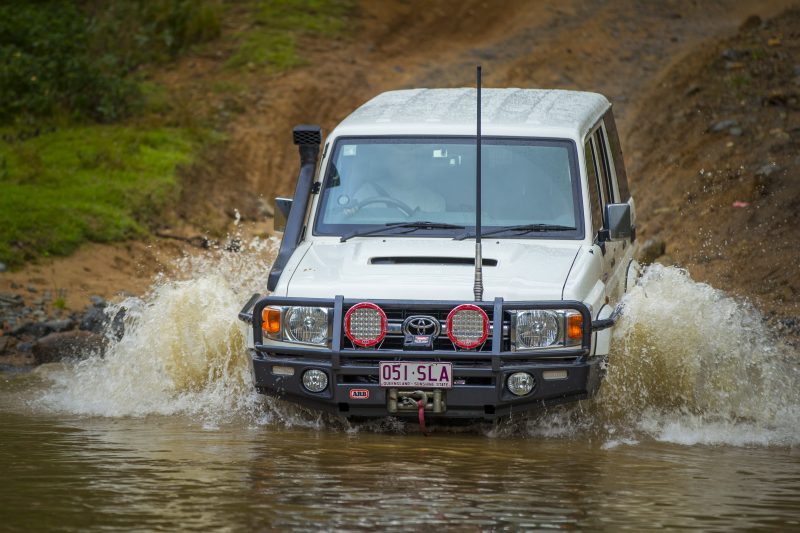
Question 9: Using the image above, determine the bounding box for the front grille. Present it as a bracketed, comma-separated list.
[342, 305, 508, 353]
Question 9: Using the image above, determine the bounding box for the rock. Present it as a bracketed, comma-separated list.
[755, 163, 780, 177]
[0, 293, 23, 306]
[721, 48, 741, 60]
[739, 14, 761, 31]
[0, 335, 14, 354]
[27, 286, 37, 293]
[710, 119, 738, 132]
[729, 127, 743, 136]
[110, 308, 126, 340]
[17, 342, 33, 352]
[44, 319, 73, 333]
[10, 281, 19, 289]
[32, 330, 106, 365]
[89, 295, 106, 307]
[637, 238, 667, 264]
[224, 238, 243, 252]
[79, 305, 109, 334]
[684, 84, 702, 97]
[769, 128, 790, 141]
[12, 318, 74, 338]
[0, 262, 6, 273]
[776, 286, 794, 302]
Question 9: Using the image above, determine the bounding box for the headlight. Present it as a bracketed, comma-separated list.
[510, 310, 583, 351]
[284, 307, 330, 345]
[515, 310, 559, 348]
[263, 306, 331, 346]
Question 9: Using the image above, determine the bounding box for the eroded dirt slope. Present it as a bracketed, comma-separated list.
[629, 9, 800, 323]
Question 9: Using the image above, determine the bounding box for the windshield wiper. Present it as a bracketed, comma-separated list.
[454, 224, 577, 241]
[340, 221, 465, 242]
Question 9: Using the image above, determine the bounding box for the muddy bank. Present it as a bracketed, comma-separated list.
[629, 8, 800, 326]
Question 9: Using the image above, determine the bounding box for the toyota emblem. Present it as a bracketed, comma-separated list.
[402, 315, 441, 338]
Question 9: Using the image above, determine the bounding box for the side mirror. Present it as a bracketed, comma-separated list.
[273, 197, 292, 232]
[605, 203, 632, 241]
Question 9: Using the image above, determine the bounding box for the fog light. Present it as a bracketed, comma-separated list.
[302, 369, 328, 393]
[507, 372, 535, 396]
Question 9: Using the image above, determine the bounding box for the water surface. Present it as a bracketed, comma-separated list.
[2, 243, 798, 531]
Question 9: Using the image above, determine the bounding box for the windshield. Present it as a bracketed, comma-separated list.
[314, 137, 584, 239]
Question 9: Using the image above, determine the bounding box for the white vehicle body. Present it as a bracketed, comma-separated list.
[243, 88, 639, 419]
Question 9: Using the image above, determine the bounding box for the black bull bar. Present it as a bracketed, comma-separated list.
[237, 295, 619, 418]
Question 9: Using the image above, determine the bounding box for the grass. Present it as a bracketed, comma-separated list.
[227, 0, 352, 69]
[0, 0, 353, 269]
[0, 126, 197, 267]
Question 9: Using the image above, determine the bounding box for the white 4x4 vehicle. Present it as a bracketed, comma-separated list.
[240, 88, 639, 421]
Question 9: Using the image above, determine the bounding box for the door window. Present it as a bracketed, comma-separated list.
[601, 111, 631, 201]
[591, 130, 614, 206]
[584, 141, 603, 237]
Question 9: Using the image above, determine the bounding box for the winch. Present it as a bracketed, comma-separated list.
[387, 389, 446, 414]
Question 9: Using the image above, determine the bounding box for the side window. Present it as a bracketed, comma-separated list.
[601, 111, 630, 201]
[592, 130, 614, 205]
[584, 142, 603, 237]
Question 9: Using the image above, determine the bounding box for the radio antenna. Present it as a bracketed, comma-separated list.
[473, 65, 484, 302]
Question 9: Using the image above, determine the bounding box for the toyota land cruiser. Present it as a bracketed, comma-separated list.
[239, 87, 639, 421]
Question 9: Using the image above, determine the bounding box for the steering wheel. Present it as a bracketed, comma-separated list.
[346, 196, 416, 217]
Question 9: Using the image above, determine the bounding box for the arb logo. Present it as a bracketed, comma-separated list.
[349, 389, 369, 400]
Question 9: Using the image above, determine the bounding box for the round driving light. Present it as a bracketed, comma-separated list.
[447, 304, 489, 349]
[515, 310, 559, 349]
[507, 372, 535, 396]
[345, 302, 387, 347]
[302, 369, 328, 393]
[285, 306, 329, 344]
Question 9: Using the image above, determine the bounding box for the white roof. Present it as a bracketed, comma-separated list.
[332, 88, 610, 139]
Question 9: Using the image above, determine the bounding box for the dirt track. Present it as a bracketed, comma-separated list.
[219, 0, 793, 201]
[1, 0, 797, 317]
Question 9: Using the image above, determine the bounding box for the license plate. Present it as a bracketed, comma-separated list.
[379, 361, 453, 389]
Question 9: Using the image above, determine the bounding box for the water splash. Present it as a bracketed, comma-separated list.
[493, 265, 800, 446]
[37, 237, 279, 421]
[598, 264, 800, 446]
[34, 241, 800, 445]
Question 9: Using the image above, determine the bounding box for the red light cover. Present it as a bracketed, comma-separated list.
[446, 304, 489, 349]
[344, 302, 387, 347]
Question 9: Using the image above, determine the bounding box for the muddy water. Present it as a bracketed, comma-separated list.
[1, 240, 799, 531]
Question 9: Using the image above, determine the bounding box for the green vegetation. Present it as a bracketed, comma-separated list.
[228, 0, 352, 69]
[0, 0, 352, 268]
[0, 1, 223, 123]
[0, 1, 221, 267]
[53, 290, 67, 310]
[0, 126, 197, 267]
